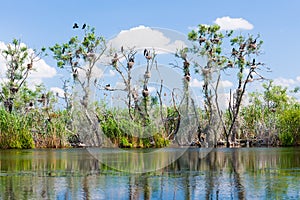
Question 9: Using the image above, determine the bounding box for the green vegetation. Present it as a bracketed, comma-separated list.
[0, 108, 34, 149]
[0, 24, 299, 149]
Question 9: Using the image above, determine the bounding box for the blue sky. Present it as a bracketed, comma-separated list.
[0, 0, 300, 102]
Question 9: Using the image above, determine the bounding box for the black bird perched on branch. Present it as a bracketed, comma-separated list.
[73, 23, 79, 29]
[128, 57, 135, 69]
[82, 23, 86, 29]
[144, 49, 152, 60]
[249, 38, 257, 49]
[105, 84, 111, 90]
[144, 49, 148, 57]
[250, 58, 257, 69]
[231, 48, 238, 56]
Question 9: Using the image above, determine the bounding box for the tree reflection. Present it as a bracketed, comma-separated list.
[0, 148, 299, 199]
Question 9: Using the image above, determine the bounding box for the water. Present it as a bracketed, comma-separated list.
[0, 147, 299, 200]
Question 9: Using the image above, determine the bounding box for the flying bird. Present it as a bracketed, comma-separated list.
[82, 24, 86, 29]
[73, 23, 79, 29]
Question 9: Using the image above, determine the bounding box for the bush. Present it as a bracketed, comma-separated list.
[278, 107, 300, 146]
[0, 109, 34, 149]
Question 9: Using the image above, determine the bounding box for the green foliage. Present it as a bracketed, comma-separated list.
[263, 81, 289, 110]
[278, 107, 300, 146]
[2, 24, 300, 149]
[188, 30, 198, 41]
[100, 111, 122, 143]
[0, 109, 34, 149]
[241, 80, 300, 146]
[49, 26, 106, 70]
[120, 137, 132, 148]
[0, 39, 46, 113]
[98, 108, 169, 148]
[153, 133, 169, 148]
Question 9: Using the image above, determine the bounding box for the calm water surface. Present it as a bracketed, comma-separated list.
[0, 147, 299, 200]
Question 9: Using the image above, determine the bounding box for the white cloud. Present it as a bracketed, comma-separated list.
[50, 87, 65, 97]
[190, 78, 203, 88]
[27, 78, 43, 90]
[214, 16, 254, 30]
[273, 77, 297, 87]
[108, 25, 188, 54]
[272, 77, 300, 101]
[30, 59, 56, 78]
[219, 80, 233, 88]
[77, 66, 103, 81]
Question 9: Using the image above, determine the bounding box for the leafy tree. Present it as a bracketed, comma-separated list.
[0, 39, 46, 112]
[50, 25, 107, 146]
[188, 24, 267, 147]
[50, 25, 107, 110]
[242, 80, 300, 146]
[278, 106, 300, 146]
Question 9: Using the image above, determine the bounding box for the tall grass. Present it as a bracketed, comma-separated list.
[0, 108, 34, 149]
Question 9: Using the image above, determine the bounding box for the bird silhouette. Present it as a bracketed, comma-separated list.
[199, 36, 206, 45]
[111, 53, 118, 66]
[128, 57, 135, 68]
[144, 49, 148, 57]
[231, 48, 238, 56]
[82, 24, 86, 29]
[250, 58, 257, 69]
[73, 23, 79, 29]
[27, 62, 33, 70]
[239, 43, 246, 51]
[105, 84, 111, 90]
[73, 68, 78, 80]
[144, 49, 152, 60]
[249, 38, 257, 49]
[142, 87, 149, 97]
